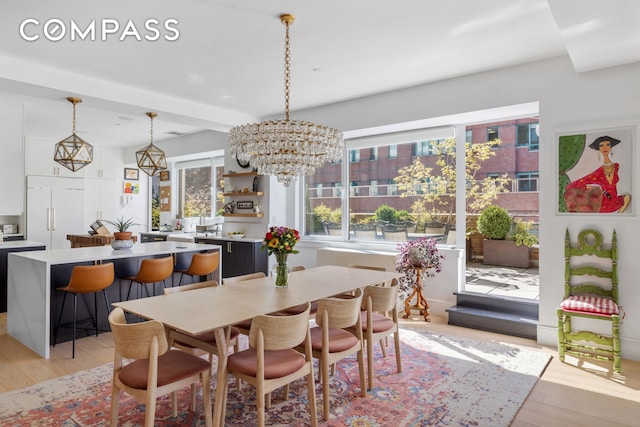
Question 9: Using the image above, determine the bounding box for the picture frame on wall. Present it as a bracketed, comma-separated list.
[160, 170, 170, 181]
[236, 200, 254, 210]
[557, 125, 635, 215]
[123, 181, 139, 194]
[124, 168, 139, 180]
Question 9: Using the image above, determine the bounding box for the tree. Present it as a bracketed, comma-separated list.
[393, 138, 511, 225]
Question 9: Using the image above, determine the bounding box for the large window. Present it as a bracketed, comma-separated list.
[176, 158, 224, 219]
[516, 172, 539, 192]
[516, 122, 539, 150]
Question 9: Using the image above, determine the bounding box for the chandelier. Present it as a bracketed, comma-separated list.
[54, 97, 93, 172]
[136, 112, 167, 176]
[229, 14, 344, 187]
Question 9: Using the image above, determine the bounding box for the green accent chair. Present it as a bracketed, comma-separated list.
[557, 228, 622, 373]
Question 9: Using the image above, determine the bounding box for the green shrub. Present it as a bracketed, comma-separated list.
[507, 219, 538, 247]
[477, 205, 511, 240]
[375, 204, 400, 224]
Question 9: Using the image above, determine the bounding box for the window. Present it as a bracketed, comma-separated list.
[516, 172, 538, 192]
[332, 182, 342, 197]
[369, 147, 378, 160]
[349, 149, 360, 162]
[388, 179, 398, 196]
[176, 158, 224, 220]
[414, 139, 441, 156]
[466, 129, 472, 143]
[517, 122, 539, 150]
[487, 126, 499, 141]
[350, 181, 360, 196]
[315, 183, 323, 197]
[388, 144, 397, 158]
[370, 180, 379, 196]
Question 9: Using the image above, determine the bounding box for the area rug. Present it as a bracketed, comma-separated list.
[0, 328, 551, 426]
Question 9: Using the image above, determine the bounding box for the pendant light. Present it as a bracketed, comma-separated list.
[136, 112, 167, 176]
[229, 14, 344, 187]
[54, 97, 93, 172]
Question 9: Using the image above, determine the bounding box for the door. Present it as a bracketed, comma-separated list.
[51, 186, 85, 249]
[26, 186, 53, 247]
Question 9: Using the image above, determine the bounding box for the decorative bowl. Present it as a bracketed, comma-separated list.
[227, 233, 245, 239]
[111, 239, 134, 250]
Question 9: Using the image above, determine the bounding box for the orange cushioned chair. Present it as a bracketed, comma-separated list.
[53, 262, 115, 358]
[175, 251, 219, 285]
[108, 307, 213, 427]
[125, 256, 174, 300]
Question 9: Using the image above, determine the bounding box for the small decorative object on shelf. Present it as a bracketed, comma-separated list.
[261, 226, 300, 288]
[223, 201, 235, 214]
[395, 237, 445, 321]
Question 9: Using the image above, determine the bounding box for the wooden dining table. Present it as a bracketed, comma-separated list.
[112, 264, 401, 427]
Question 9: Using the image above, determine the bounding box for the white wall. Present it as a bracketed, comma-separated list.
[287, 55, 640, 359]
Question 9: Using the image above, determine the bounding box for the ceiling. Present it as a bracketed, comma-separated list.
[0, 0, 638, 148]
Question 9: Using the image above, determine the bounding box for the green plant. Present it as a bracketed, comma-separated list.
[375, 204, 400, 224]
[507, 219, 538, 247]
[477, 205, 511, 240]
[104, 217, 142, 232]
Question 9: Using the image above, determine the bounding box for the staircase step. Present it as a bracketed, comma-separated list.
[446, 292, 539, 340]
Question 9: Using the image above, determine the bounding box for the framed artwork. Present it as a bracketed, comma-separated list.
[124, 168, 139, 180]
[558, 125, 635, 215]
[123, 181, 139, 194]
[160, 170, 170, 181]
[236, 200, 254, 210]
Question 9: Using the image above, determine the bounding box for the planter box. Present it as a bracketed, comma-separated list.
[482, 239, 530, 268]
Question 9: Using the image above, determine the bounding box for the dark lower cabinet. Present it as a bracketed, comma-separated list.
[195, 238, 268, 278]
[1, 244, 46, 313]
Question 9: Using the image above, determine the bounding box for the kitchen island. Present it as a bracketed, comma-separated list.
[7, 241, 222, 358]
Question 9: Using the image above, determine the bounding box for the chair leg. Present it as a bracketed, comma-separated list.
[394, 330, 402, 373]
[321, 358, 330, 420]
[110, 387, 121, 426]
[357, 347, 367, 397]
[613, 315, 621, 373]
[71, 294, 78, 358]
[179, 273, 185, 285]
[557, 309, 566, 362]
[306, 369, 319, 427]
[367, 336, 374, 391]
[126, 281, 134, 300]
[94, 292, 99, 337]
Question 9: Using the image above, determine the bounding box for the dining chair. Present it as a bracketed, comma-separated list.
[381, 224, 407, 241]
[308, 288, 366, 420]
[174, 251, 219, 285]
[280, 266, 319, 316]
[222, 272, 267, 335]
[108, 307, 213, 427]
[163, 280, 241, 406]
[125, 256, 174, 300]
[223, 302, 318, 427]
[52, 262, 115, 358]
[351, 278, 402, 391]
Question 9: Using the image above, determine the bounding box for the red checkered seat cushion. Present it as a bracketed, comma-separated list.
[560, 295, 619, 315]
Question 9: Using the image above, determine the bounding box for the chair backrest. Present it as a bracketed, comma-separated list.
[249, 302, 311, 351]
[164, 280, 218, 295]
[290, 265, 305, 272]
[109, 307, 169, 360]
[353, 228, 377, 239]
[564, 228, 618, 303]
[362, 278, 399, 312]
[382, 225, 407, 241]
[222, 271, 266, 285]
[424, 221, 450, 243]
[136, 256, 174, 282]
[67, 262, 115, 292]
[187, 252, 219, 276]
[316, 288, 363, 329]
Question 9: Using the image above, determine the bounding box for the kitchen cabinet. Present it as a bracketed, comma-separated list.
[84, 177, 118, 223]
[83, 146, 122, 180]
[195, 237, 267, 278]
[26, 138, 84, 178]
[0, 101, 25, 215]
[0, 242, 45, 312]
[26, 176, 85, 249]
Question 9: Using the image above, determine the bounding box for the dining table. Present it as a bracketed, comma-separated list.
[112, 264, 402, 427]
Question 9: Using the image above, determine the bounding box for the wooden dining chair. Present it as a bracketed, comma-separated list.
[108, 307, 212, 427]
[309, 288, 366, 420]
[125, 256, 174, 300]
[163, 280, 241, 406]
[223, 302, 318, 427]
[350, 278, 402, 391]
[175, 251, 219, 285]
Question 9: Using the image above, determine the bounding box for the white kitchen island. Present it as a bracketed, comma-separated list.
[7, 241, 222, 358]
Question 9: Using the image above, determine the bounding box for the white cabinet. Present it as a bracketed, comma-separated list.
[0, 102, 25, 215]
[83, 146, 123, 180]
[26, 138, 84, 178]
[84, 178, 118, 224]
[26, 176, 85, 249]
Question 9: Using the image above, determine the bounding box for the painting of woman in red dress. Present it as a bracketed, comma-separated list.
[565, 135, 631, 213]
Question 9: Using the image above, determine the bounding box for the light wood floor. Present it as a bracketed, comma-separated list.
[1, 312, 639, 426]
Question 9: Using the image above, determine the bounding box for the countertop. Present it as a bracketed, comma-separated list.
[0, 240, 46, 249]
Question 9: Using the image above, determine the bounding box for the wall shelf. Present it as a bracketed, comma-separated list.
[223, 213, 264, 218]
[222, 171, 258, 178]
[222, 191, 264, 197]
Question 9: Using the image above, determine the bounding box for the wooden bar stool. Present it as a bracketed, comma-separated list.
[125, 256, 174, 300]
[53, 262, 115, 358]
[175, 251, 219, 285]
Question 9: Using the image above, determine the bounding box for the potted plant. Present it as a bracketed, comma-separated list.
[103, 217, 142, 241]
[394, 237, 445, 299]
[477, 206, 530, 268]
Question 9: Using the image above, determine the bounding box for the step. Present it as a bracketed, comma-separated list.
[446, 292, 539, 340]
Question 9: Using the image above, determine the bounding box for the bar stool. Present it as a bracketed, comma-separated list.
[175, 251, 219, 285]
[125, 256, 174, 300]
[53, 262, 115, 358]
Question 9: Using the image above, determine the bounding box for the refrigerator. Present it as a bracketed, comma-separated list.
[26, 176, 85, 249]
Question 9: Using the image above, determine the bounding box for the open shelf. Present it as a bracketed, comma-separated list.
[222, 191, 264, 197]
[222, 171, 258, 178]
[222, 213, 264, 218]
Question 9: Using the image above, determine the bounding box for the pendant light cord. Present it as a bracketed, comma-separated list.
[283, 15, 292, 121]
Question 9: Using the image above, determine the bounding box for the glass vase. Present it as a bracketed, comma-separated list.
[272, 253, 290, 288]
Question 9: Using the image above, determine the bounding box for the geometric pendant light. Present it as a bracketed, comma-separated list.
[54, 97, 94, 172]
[136, 111, 167, 177]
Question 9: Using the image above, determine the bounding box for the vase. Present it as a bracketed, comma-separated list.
[272, 253, 290, 287]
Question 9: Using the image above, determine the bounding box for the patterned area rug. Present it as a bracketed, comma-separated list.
[0, 328, 551, 426]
